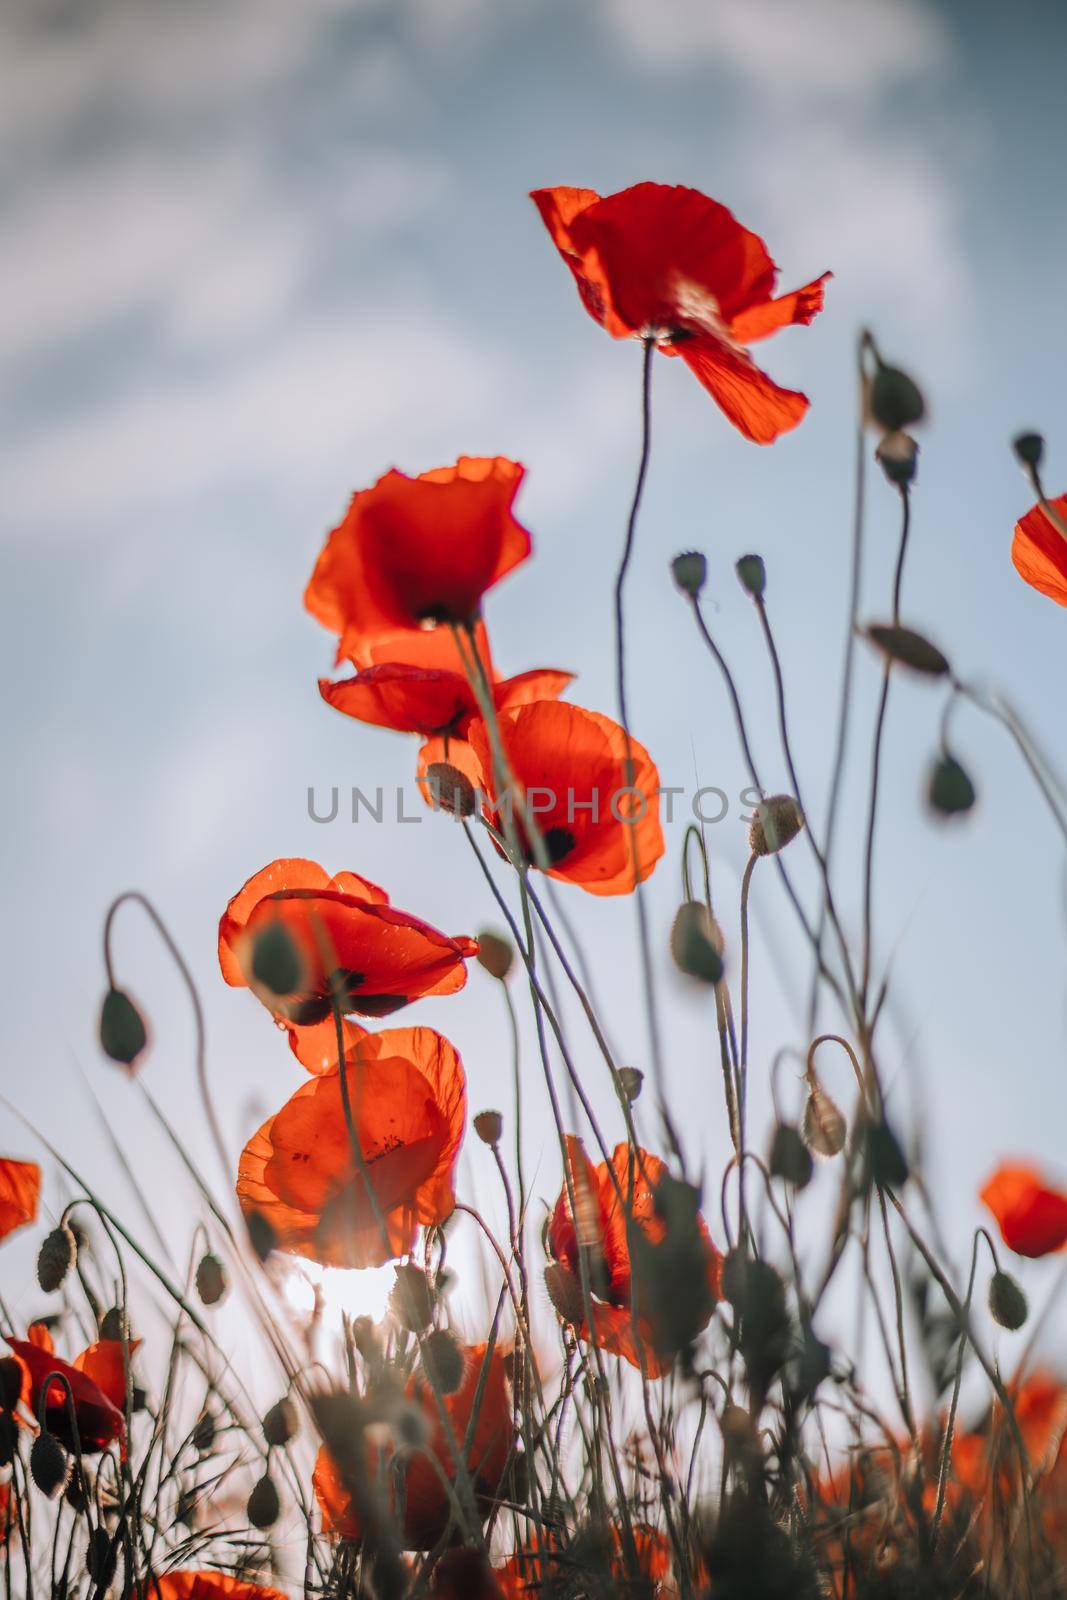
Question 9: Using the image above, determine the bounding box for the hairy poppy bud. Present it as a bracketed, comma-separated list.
[670, 900, 724, 983]
[0, 1355, 22, 1410]
[99, 987, 148, 1068]
[617, 1066, 643, 1104]
[420, 1328, 465, 1395]
[671, 550, 707, 597]
[769, 1123, 814, 1189]
[1013, 432, 1044, 469]
[803, 1083, 846, 1158]
[391, 1263, 435, 1333]
[192, 1410, 217, 1454]
[749, 795, 803, 857]
[868, 361, 925, 432]
[99, 1306, 129, 1342]
[544, 1261, 585, 1327]
[989, 1270, 1028, 1331]
[263, 1397, 299, 1448]
[476, 929, 513, 980]
[195, 1252, 228, 1307]
[876, 430, 919, 488]
[863, 1118, 909, 1189]
[247, 1471, 280, 1530]
[426, 761, 477, 818]
[66, 1462, 91, 1513]
[30, 1431, 69, 1498]
[863, 623, 950, 677]
[735, 554, 766, 599]
[246, 1210, 276, 1262]
[250, 921, 303, 999]
[37, 1224, 77, 1292]
[474, 1110, 504, 1147]
[928, 754, 976, 817]
[86, 1527, 118, 1587]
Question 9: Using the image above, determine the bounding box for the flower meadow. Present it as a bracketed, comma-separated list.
[3, 180, 1067, 1600]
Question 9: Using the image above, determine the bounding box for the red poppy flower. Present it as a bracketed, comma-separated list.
[305, 457, 532, 655]
[146, 1575, 288, 1600]
[546, 1139, 722, 1376]
[497, 1525, 673, 1598]
[219, 859, 476, 1074]
[236, 1026, 466, 1269]
[320, 620, 573, 739]
[531, 183, 829, 443]
[457, 701, 664, 895]
[7, 1338, 125, 1453]
[981, 1163, 1067, 1257]
[1012, 495, 1067, 607]
[314, 1340, 513, 1549]
[0, 1159, 40, 1242]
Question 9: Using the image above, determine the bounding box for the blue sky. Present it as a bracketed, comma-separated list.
[2, 0, 1067, 1380]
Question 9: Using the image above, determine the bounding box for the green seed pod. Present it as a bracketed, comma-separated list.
[37, 1225, 77, 1293]
[473, 1110, 504, 1147]
[735, 554, 766, 599]
[420, 1328, 466, 1396]
[1013, 432, 1044, 469]
[769, 1123, 814, 1189]
[30, 1431, 69, 1498]
[247, 1472, 280, 1530]
[99, 987, 148, 1068]
[99, 1306, 130, 1342]
[868, 362, 925, 432]
[475, 930, 513, 981]
[671, 550, 707, 597]
[616, 1066, 644, 1104]
[250, 921, 303, 998]
[988, 1270, 1028, 1331]
[195, 1252, 228, 1307]
[263, 1397, 299, 1448]
[928, 755, 976, 817]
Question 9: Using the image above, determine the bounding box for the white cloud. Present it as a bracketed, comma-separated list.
[602, 0, 950, 101]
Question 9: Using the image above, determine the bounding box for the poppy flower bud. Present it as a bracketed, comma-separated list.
[245, 1210, 276, 1262]
[99, 1306, 129, 1342]
[263, 1397, 299, 1448]
[803, 1083, 846, 1158]
[475, 929, 513, 980]
[876, 430, 919, 488]
[670, 900, 724, 983]
[86, 1527, 118, 1588]
[388, 1393, 432, 1452]
[671, 550, 707, 597]
[867, 361, 925, 432]
[474, 1109, 504, 1147]
[391, 1263, 436, 1333]
[769, 1123, 814, 1190]
[617, 1066, 644, 1104]
[1013, 432, 1044, 469]
[99, 987, 147, 1069]
[250, 920, 303, 999]
[37, 1224, 77, 1292]
[30, 1431, 69, 1498]
[247, 1471, 280, 1530]
[0, 1410, 17, 1469]
[544, 1261, 585, 1327]
[735, 554, 766, 599]
[419, 1327, 466, 1395]
[195, 1252, 228, 1306]
[928, 754, 976, 817]
[352, 1315, 381, 1366]
[0, 1355, 22, 1410]
[863, 623, 950, 677]
[749, 795, 803, 857]
[66, 1462, 91, 1513]
[192, 1410, 217, 1454]
[988, 1270, 1028, 1331]
[863, 1118, 909, 1189]
[426, 761, 477, 818]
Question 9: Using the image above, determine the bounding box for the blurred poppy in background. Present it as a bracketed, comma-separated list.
[0, 1159, 39, 1243]
[981, 1162, 1067, 1256]
[7, 1336, 128, 1452]
[1012, 494, 1067, 606]
[532, 182, 829, 443]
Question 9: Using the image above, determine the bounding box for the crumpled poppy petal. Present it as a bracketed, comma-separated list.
[0, 1159, 40, 1242]
[7, 1338, 125, 1453]
[729, 272, 832, 344]
[675, 336, 810, 444]
[494, 667, 574, 716]
[319, 666, 476, 737]
[981, 1163, 1067, 1257]
[74, 1339, 142, 1411]
[1012, 495, 1067, 607]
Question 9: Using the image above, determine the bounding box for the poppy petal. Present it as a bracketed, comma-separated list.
[981, 1162, 1067, 1257]
[729, 271, 832, 344]
[0, 1158, 40, 1242]
[676, 336, 810, 444]
[1012, 496, 1067, 607]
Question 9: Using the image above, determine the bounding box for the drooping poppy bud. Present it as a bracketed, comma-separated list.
[928, 755, 976, 817]
[30, 1431, 69, 1498]
[863, 623, 950, 677]
[863, 1118, 909, 1189]
[768, 1124, 814, 1189]
[195, 1252, 228, 1307]
[38, 1224, 77, 1292]
[735, 554, 766, 599]
[671, 551, 707, 597]
[86, 1527, 118, 1587]
[247, 1471, 281, 1529]
[474, 1110, 504, 1147]
[99, 988, 147, 1069]
[391, 1264, 436, 1333]
[988, 1270, 1028, 1331]
[476, 930, 513, 981]
[868, 361, 925, 432]
[420, 1328, 466, 1396]
[263, 1397, 299, 1448]
[1013, 432, 1044, 469]
[544, 1261, 585, 1327]
[803, 1083, 846, 1158]
[670, 900, 724, 983]
[192, 1410, 217, 1454]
